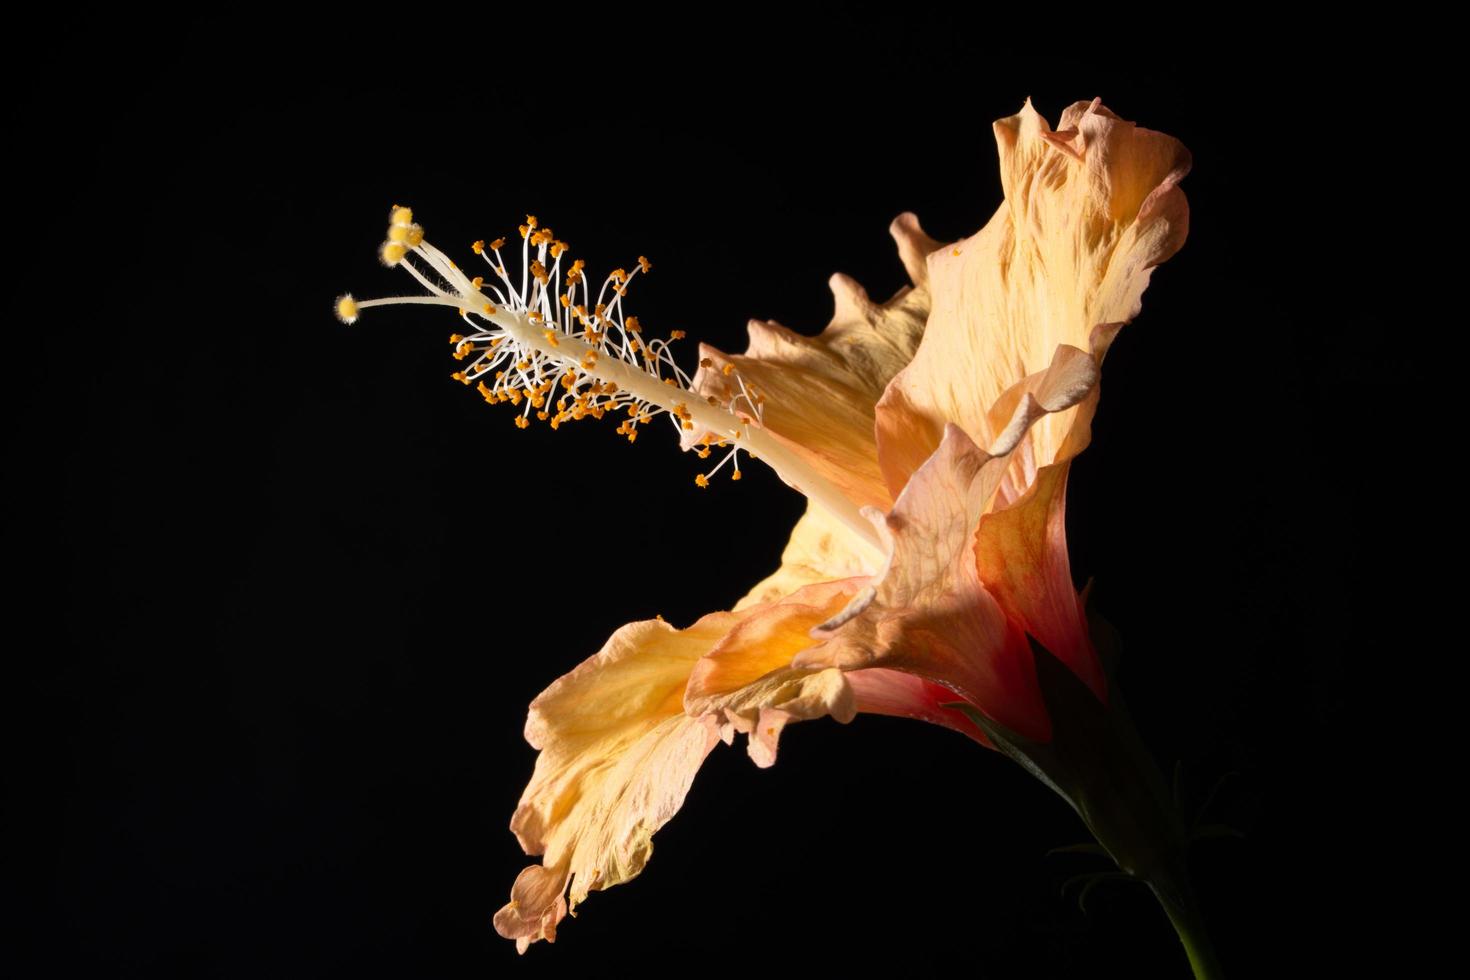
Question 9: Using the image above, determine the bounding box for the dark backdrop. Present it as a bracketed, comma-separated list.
[7, 10, 1392, 977]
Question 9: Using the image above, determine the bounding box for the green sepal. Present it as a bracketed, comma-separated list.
[943, 636, 1184, 883]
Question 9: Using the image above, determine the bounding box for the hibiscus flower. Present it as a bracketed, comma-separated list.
[339, 96, 1193, 960]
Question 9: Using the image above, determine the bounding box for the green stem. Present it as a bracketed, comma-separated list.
[950, 641, 1230, 978]
[1147, 872, 1226, 980]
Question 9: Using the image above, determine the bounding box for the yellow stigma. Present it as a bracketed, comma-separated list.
[379, 242, 408, 266]
[335, 294, 359, 324]
[390, 205, 413, 226]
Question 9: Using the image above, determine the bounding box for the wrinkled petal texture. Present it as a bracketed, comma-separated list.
[876, 98, 1190, 487]
[496, 580, 873, 951]
[687, 214, 942, 513]
[872, 99, 1189, 707]
[686, 579, 865, 767]
[494, 612, 726, 952]
[495, 99, 1191, 950]
[803, 341, 1101, 742]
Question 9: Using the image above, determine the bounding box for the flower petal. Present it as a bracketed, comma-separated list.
[800, 423, 1051, 740]
[686, 579, 865, 767]
[845, 668, 991, 746]
[874, 98, 1190, 495]
[496, 580, 868, 950]
[495, 613, 731, 951]
[801, 340, 1104, 741]
[734, 499, 884, 611]
[975, 461, 1101, 701]
[686, 214, 940, 510]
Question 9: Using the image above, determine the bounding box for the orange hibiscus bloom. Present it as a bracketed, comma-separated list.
[339, 97, 1191, 957]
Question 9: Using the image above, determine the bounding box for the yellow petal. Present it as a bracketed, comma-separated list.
[495, 613, 730, 951]
[686, 214, 940, 510]
[496, 580, 866, 950]
[874, 99, 1190, 495]
[686, 579, 864, 767]
[734, 498, 883, 611]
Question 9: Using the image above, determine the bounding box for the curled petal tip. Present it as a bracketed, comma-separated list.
[889, 211, 942, 288]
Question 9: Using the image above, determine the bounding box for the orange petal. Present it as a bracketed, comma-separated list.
[977, 462, 1102, 703]
[686, 579, 865, 767]
[800, 424, 1052, 741]
[685, 214, 940, 510]
[874, 99, 1190, 494]
[497, 580, 867, 949]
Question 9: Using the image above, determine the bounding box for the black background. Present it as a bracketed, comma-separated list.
[7, 10, 1397, 977]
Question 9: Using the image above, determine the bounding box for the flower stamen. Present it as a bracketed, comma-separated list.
[341, 208, 885, 554]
